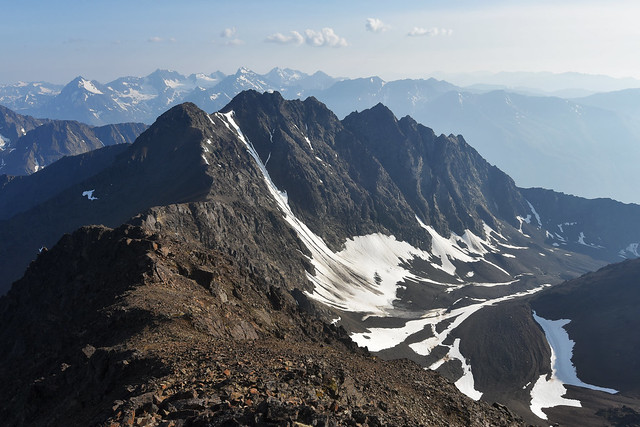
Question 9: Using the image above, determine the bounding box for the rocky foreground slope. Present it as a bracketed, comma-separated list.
[0, 224, 523, 426]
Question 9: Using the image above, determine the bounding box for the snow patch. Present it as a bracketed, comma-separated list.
[304, 136, 313, 150]
[577, 231, 604, 249]
[429, 338, 482, 400]
[0, 133, 9, 150]
[163, 79, 182, 89]
[82, 190, 98, 200]
[450, 338, 483, 400]
[80, 79, 103, 95]
[351, 285, 548, 397]
[620, 243, 640, 258]
[417, 220, 476, 276]
[516, 216, 531, 237]
[557, 222, 577, 234]
[526, 200, 542, 227]
[530, 373, 581, 420]
[531, 311, 617, 419]
[352, 285, 548, 355]
[416, 218, 513, 279]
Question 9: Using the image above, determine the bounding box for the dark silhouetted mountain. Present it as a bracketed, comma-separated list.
[342, 102, 527, 237]
[521, 187, 640, 262]
[0, 105, 146, 175]
[0, 104, 46, 147]
[0, 144, 128, 220]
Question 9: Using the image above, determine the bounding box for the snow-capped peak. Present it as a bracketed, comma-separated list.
[77, 78, 103, 95]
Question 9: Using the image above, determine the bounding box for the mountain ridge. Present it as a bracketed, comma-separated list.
[0, 105, 146, 176]
[1, 93, 639, 425]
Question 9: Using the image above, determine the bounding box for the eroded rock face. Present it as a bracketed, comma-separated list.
[222, 91, 529, 249]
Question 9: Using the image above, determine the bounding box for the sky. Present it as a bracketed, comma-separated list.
[2, 0, 640, 84]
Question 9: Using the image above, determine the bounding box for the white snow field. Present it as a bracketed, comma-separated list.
[530, 311, 617, 419]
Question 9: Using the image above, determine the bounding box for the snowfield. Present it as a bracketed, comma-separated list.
[82, 190, 98, 200]
[530, 312, 617, 419]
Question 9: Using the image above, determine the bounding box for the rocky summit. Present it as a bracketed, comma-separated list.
[1, 90, 640, 426]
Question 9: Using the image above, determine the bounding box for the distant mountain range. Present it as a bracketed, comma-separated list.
[0, 68, 337, 126]
[432, 70, 640, 97]
[2, 67, 640, 204]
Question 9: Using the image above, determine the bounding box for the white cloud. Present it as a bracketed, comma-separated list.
[408, 27, 453, 37]
[221, 27, 237, 38]
[219, 27, 244, 46]
[366, 18, 390, 33]
[265, 31, 304, 45]
[147, 36, 176, 43]
[304, 28, 348, 47]
[224, 39, 245, 46]
[265, 28, 347, 48]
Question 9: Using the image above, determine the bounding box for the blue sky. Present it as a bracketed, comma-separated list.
[2, 0, 639, 84]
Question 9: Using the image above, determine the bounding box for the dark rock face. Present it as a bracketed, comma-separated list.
[0, 105, 45, 144]
[522, 187, 640, 262]
[342, 103, 527, 237]
[222, 91, 423, 250]
[0, 144, 129, 220]
[0, 103, 215, 293]
[222, 91, 530, 250]
[0, 101, 310, 295]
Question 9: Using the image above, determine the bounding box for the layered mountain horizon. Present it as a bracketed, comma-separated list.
[1, 90, 639, 424]
[3, 67, 640, 205]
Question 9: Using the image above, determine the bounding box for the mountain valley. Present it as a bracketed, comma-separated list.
[0, 90, 639, 426]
